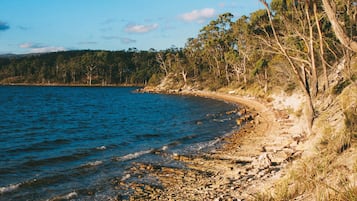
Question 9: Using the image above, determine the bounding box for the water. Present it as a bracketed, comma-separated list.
[0, 86, 241, 200]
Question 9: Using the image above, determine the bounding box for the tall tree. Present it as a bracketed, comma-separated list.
[322, 0, 357, 52]
[260, 0, 316, 133]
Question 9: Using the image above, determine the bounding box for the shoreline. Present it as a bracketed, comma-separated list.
[118, 89, 301, 200]
[0, 83, 144, 87]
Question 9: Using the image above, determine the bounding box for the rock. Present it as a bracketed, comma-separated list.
[236, 118, 243, 126]
[238, 108, 247, 116]
[252, 153, 272, 170]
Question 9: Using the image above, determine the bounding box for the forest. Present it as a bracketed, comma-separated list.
[0, 49, 160, 86]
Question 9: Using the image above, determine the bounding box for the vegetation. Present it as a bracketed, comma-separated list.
[0, 0, 356, 200]
[0, 49, 160, 86]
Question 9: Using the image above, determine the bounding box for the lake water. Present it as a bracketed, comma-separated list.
[0, 86, 241, 200]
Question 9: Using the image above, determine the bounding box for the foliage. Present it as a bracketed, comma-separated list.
[0, 50, 160, 85]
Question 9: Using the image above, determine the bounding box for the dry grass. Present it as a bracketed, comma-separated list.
[252, 84, 357, 201]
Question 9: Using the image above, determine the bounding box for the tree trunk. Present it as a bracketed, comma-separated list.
[225, 63, 230, 84]
[260, 0, 314, 134]
[322, 0, 357, 52]
[306, 4, 318, 97]
[314, 1, 329, 90]
[243, 56, 247, 84]
[182, 70, 187, 85]
[304, 95, 314, 135]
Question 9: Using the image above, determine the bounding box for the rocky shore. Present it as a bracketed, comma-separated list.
[115, 89, 304, 200]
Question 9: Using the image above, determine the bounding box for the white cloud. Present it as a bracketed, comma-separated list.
[19, 42, 66, 53]
[30, 47, 66, 53]
[19, 42, 33, 48]
[179, 8, 216, 23]
[125, 23, 159, 33]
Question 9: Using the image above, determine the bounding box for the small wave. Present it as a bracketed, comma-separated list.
[47, 191, 78, 201]
[81, 160, 103, 168]
[185, 138, 222, 152]
[0, 183, 21, 194]
[96, 145, 106, 150]
[113, 149, 153, 162]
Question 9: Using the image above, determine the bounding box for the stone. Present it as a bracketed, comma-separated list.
[252, 153, 272, 170]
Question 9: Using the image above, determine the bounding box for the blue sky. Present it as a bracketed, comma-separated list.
[0, 0, 266, 54]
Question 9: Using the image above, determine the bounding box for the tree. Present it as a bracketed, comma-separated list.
[260, 0, 316, 134]
[198, 13, 235, 85]
[253, 58, 270, 93]
[231, 15, 252, 84]
[322, 0, 357, 52]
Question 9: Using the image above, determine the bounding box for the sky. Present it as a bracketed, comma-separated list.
[0, 0, 266, 54]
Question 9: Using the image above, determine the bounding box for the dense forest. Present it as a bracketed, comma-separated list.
[0, 49, 161, 86]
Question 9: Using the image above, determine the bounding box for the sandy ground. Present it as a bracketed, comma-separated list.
[117, 90, 303, 200]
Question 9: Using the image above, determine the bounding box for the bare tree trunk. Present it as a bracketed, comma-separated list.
[306, 3, 318, 97]
[71, 71, 76, 83]
[260, 0, 314, 134]
[156, 52, 169, 76]
[225, 63, 230, 84]
[87, 64, 96, 86]
[243, 55, 247, 84]
[322, 0, 357, 52]
[313, 1, 329, 90]
[182, 70, 187, 85]
[213, 55, 222, 78]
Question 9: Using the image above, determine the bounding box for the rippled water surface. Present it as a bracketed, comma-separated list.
[0, 86, 240, 200]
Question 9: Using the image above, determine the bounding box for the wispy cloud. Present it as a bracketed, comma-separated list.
[102, 35, 136, 44]
[19, 42, 42, 49]
[179, 8, 216, 23]
[0, 21, 10, 31]
[19, 42, 66, 53]
[31, 46, 66, 53]
[120, 37, 136, 44]
[78, 41, 97, 45]
[124, 23, 159, 33]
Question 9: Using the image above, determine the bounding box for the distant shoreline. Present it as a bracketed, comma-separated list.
[0, 83, 144, 87]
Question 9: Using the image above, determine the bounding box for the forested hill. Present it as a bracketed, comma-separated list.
[0, 50, 162, 86]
